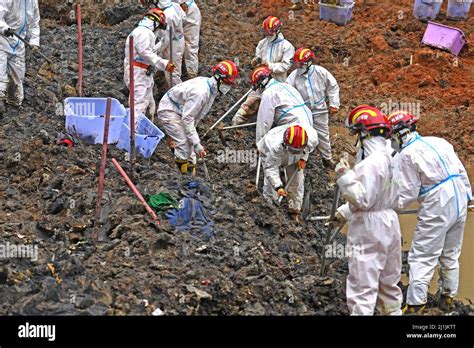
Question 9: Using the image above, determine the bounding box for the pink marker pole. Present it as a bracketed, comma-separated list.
[77, 4, 83, 97]
[129, 36, 136, 162]
[111, 158, 159, 223]
[95, 97, 112, 222]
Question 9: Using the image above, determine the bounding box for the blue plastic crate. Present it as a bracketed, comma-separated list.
[116, 110, 165, 159]
[447, 0, 472, 20]
[319, 2, 354, 26]
[413, 0, 443, 21]
[64, 97, 126, 144]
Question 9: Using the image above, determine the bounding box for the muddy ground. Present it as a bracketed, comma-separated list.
[0, 0, 472, 315]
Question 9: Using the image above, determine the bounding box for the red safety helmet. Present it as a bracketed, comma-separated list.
[262, 15, 282, 36]
[250, 66, 272, 90]
[293, 47, 315, 68]
[212, 60, 239, 85]
[284, 125, 308, 152]
[347, 105, 390, 137]
[387, 110, 417, 134]
[145, 8, 167, 28]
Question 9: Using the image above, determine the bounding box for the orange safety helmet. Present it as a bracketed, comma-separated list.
[262, 15, 283, 36]
[250, 66, 272, 90]
[211, 60, 239, 85]
[284, 125, 308, 152]
[387, 110, 417, 134]
[347, 105, 390, 137]
[293, 47, 316, 68]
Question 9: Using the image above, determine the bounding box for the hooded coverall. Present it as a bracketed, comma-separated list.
[337, 137, 403, 315]
[257, 124, 318, 211]
[124, 17, 170, 119]
[394, 132, 472, 306]
[286, 65, 340, 161]
[233, 33, 295, 125]
[156, 76, 218, 164]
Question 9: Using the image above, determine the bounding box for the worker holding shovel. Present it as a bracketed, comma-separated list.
[0, 0, 40, 113]
[124, 8, 175, 121]
[232, 15, 295, 126]
[332, 105, 402, 316]
[388, 111, 473, 314]
[258, 124, 318, 221]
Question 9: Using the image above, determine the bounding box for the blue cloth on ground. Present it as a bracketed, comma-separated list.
[166, 181, 214, 239]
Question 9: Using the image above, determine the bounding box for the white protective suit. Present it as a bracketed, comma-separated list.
[232, 33, 295, 125]
[393, 132, 472, 306]
[155, 0, 186, 88]
[256, 78, 314, 145]
[0, 0, 40, 105]
[174, 0, 201, 77]
[124, 17, 169, 119]
[337, 136, 403, 315]
[156, 76, 218, 163]
[257, 124, 318, 211]
[286, 65, 340, 160]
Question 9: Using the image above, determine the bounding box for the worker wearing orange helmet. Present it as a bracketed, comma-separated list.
[156, 60, 238, 174]
[388, 111, 472, 314]
[124, 8, 175, 121]
[232, 15, 295, 126]
[287, 47, 340, 169]
[258, 124, 318, 221]
[333, 105, 403, 316]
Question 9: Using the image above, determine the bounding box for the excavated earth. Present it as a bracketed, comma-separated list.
[0, 0, 472, 315]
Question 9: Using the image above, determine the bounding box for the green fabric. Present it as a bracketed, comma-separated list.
[148, 193, 179, 213]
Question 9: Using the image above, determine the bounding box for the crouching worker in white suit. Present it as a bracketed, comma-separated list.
[258, 124, 318, 222]
[156, 60, 238, 174]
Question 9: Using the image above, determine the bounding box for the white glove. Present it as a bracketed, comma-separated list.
[194, 143, 206, 158]
[231, 111, 246, 126]
[335, 158, 350, 178]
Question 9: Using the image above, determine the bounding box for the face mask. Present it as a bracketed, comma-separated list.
[267, 34, 277, 41]
[390, 136, 401, 152]
[219, 84, 232, 95]
[297, 68, 307, 76]
[287, 147, 303, 155]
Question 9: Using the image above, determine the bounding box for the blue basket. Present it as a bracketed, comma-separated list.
[319, 2, 355, 26]
[116, 110, 165, 159]
[447, 0, 472, 20]
[413, 0, 443, 21]
[64, 97, 126, 144]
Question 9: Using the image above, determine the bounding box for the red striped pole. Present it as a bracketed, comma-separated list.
[111, 158, 159, 223]
[95, 97, 112, 222]
[129, 36, 136, 162]
[77, 4, 83, 97]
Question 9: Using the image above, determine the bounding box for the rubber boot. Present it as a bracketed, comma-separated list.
[0, 100, 5, 116]
[188, 162, 197, 176]
[438, 295, 454, 312]
[175, 159, 189, 174]
[322, 158, 336, 170]
[402, 303, 426, 315]
[288, 209, 301, 223]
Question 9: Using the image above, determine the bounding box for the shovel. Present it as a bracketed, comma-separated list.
[320, 185, 340, 276]
[10, 31, 53, 65]
[277, 166, 300, 205]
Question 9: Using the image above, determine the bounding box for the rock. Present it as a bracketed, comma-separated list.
[371, 35, 389, 51]
[63, 85, 77, 97]
[48, 196, 65, 214]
